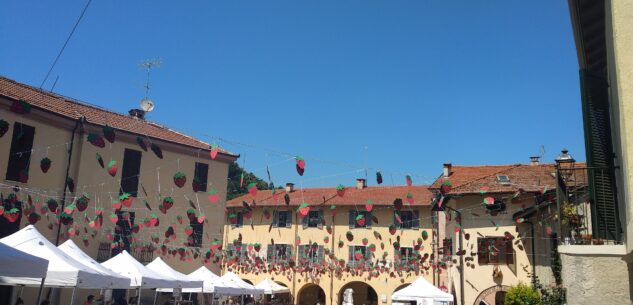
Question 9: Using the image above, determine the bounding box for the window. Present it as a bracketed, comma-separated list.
[193, 162, 209, 192]
[229, 211, 244, 227]
[228, 242, 247, 262]
[395, 210, 419, 229]
[6, 122, 35, 182]
[267, 244, 292, 263]
[348, 245, 369, 267]
[273, 210, 291, 228]
[477, 237, 514, 265]
[442, 238, 453, 256]
[349, 210, 372, 228]
[395, 247, 416, 264]
[120, 149, 142, 196]
[189, 217, 203, 247]
[112, 211, 135, 256]
[302, 210, 323, 228]
[298, 244, 324, 265]
[496, 175, 510, 184]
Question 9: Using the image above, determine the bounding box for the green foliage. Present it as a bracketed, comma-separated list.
[227, 162, 269, 200]
[505, 283, 541, 305]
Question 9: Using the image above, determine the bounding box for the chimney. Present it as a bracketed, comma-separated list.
[443, 163, 452, 178]
[129, 109, 146, 120]
[356, 179, 366, 190]
[529, 156, 540, 166]
[285, 183, 294, 193]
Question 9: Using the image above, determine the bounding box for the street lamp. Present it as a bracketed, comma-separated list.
[555, 149, 576, 181]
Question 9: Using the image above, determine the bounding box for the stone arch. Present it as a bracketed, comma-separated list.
[473, 285, 510, 305]
[297, 283, 326, 305]
[338, 281, 378, 305]
[393, 283, 411, 294]
[242, 279, 254, 285]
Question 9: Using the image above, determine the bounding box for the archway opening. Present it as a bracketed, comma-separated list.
[297, 284, 326, 305]
[338, 282, 378, 305]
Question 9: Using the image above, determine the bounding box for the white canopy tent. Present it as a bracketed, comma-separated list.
[0, 225, 115, 288]
[101, 250, 179, 289]
[391, 277, 453, 305]
[146, 257, 203, 289]
[58, 240, 131, 289]
[221, 272, 264, 295]
[254, 278, 290, 295]
[157, 266, 243, 295]
[0, 241, 48, 279]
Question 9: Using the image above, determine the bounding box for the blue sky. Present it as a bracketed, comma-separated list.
[1, 1, 584, 187]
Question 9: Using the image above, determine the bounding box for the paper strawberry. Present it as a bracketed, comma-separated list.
[365, 199, 373, 212]
[324, 236, 329, 243]
[393, 198, 403, 211]
[111, 200, 122, 210]
[131, 224, 140, 234]
[210, 144, 220, 160]
[0, 120, 9, 138]
[162, 197, 174, 211]
[120, 192, 133, 207]
[405, 175, 413, 186]
[393, 241, 400, 250]
[354, 250, 363, 260]
[254, 242, 261, 252]
[362, 238, 369, 246]
[135, 136, 148, 151]
[440, 180, 452, 195]
[150, 213, 158, 226]
[346, 231, 354, 241]
[107, 160, 118, 177]
[421, 230, 429, 240]
[40, 157, 52, 173]
[228, 213, 237, 224]
[186, 208, 196, 221]
[295, 236, 301, 246]
[59, 212, 73, 225]
[185, 225, 194, 236]
[483, 197, 495, 205]
[63, 203, 75, 215]
[376, 171, 383, 185]
[297, 202, 310, 217]
[388, 224, 397, 235]
[197, 212, 206, 223]
[87, 133, 105, 148]
[356, 214, 365, 227]
[47, 199, 58, 212]
[368, 243, 376, 252]
[545, 224, 553, 235]
[150, 143, 163, 159]
[173, 172, 187, 188]
[336, 185, 345, 197]
[76, 194, 90, 212]
[102, 125, 115, 143]
[247, 182, 257, 196]
[479, 185, 489, 195]
[66, 177, 75, 192]
[453, 224, 461, 233]
[295, 156, 305, 176]
[338, 241, 344, 248]
[27, 212, 41, 224]
[326, 224, 332, 234]
[10, 100, 31, 114]
[406, 193, 414, 205]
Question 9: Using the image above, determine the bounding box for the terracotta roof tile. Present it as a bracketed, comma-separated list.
[226, 185, 434, 207]
[0, 76, 237, 157]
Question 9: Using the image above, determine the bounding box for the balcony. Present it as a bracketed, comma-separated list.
[556, 165, 623, 245]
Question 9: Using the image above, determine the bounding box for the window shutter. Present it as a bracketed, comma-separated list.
[237, 213, 243, 227]
[193, 162, 209, 192]
[272, 211, 279, 228]
[366, 212, 372, 228]
[286, 244, 293, 261]
[317, 211, 324, 229]
[120, 149, 142, 197]
[286, 212, 292, 228]
[267, 245, 274, 261]
[489, 240, 500, 264]
[349, 210, 356, 228]
[6, 123, 35, 182]
[317, 246, 324, 263]
[477, 239, 488, 265]
[413, 211, 420, 228]
[348, 246, 354, 265]
[505, 240, 514, 264]
[298, 245, 305, 260]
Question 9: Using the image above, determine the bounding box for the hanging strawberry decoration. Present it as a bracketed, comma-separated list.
[162, 197, 174, 211]
[336, 185, 345, 197]
[368, 243, 376, 252]
[326, 224, 332, 234]
[63, 203, 75, 215]
[40, 157, 52, 173]
[95, 153, 104, 168]
[295, 156, 305, 176]
[393, 198, 403, 211]
[365, 200, 373, 212]
[0, 120, 9, 137]
[119, 192, 133, 207]
[185, 225, 194, 236]
[10, 100, 31, 114]
[330, 204, 337, 217]
[197, 212, 206, 223]
[27, 212, 41, 224]
[150, 213, 159, 226]
[66, 177, 75, 192]
[173, 172, 187, 188]
[210, 144, 220, 160]
[136, 136, 148, 151]
[102, 125, 115, 143]
[362, 238, 369, 246]
[60, 212, 73, 225]
[376, 171, 383, 185]
[107, 160, 118, 177]
[210, 239, 222, 251]
[87, 133, 105, 148]
[354, 250, 363, 260]
[150, 143, 163, 159]
[207, 188, 220, 204]
[324, 236, 329, 243]
[47, 199, 58, 212]
[297, 202, 310, 217]
[356, 214, 365, 227]
[441, 180, 452, 195]
[228, 213, 238, 225]
[406, 193, 414, 205]
[338, 241, 344, 248]
[295, 235, 301, 246]
[421, 230, 429, 241]
[483, 197, 495, 206]
[111, 199, 122, 210]
[346, 231, 354, 241]
[405, 175, 413, 186]
[76, 194, 90, 212]
[388, 224, 397, 235]
[186, 208, 197, 221]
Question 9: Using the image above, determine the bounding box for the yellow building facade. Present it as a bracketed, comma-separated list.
[0, 76, 237, 305]
[223, 183, 446, 305]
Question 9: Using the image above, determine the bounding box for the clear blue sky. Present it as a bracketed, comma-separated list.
[1, 1, 584, 187]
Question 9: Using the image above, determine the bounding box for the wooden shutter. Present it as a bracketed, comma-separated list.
[477, 239, 489, 265]
[349, 210, 356, 228]
[6, 122, 35, 182]
[366, 212, 372, 228]
[413, 211, 420, 228]
[317, 246, 324, 263]
[120, 149, 142, 197]
[272, 211, 279, 228]
[580, 70, 622, 241]
[505, 240, 514, 264]
[489, 239, 500, 264]
[194, 162, 209, 192]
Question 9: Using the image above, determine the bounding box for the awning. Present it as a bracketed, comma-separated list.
[0, 242, 48, 279]
[220, 272, 264, 295]
[391, 276, 453, 303]
[101, 250, 179, 288]
[146, 257, 203, 289]
[254, 278, 290, 295]
[58, 240, 131, 289]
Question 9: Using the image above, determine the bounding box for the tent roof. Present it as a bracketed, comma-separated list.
[391, 277, 453, 302]
[58, 240, 131, 289]
[146, 257, 203, 289]
[101, 250, 179, 288]
[0, 225, 108, 288]
[254, 278, 290, 295]
[0, 242, 48, 279]
[158, 266, 243, 295]
[221, 272, 264, 295]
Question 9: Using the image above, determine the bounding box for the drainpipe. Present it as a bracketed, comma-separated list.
[523, 221, 537, 282]
[445, 206, 464, 305]
[330, 211, 335, 305]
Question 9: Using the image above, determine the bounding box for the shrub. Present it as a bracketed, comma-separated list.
[505, 283, 541, 305]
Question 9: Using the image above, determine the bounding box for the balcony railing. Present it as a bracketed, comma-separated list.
[556, 166, 623, 245]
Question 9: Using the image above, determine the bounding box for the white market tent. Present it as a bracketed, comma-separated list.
[0, 241, 48, 279]
[0, 225, 113, 288]
[254, 278, 290, 295]
[58, 240, 131, 289]
[157, 266, 242, 295]
[391, 277, 453, 305]
[146, 257, 203, 289]
[221, 272, 264, 295]
[101, 250, 179, 288]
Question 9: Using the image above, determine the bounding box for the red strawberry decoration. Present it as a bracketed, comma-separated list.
[421, 230, 429, 240]
[336, 185, 345, 197]
[324, 236, 329, 243]
[0, 119, 9, 138]
[119, 192, 133, 207]
[177, 215, 184, 224]
[185, 226, 193, 236]
[10, 100, 31, 114]
[247, 182, 257, 196]
[60, 212, 74, 225]
[102, 125, 115, 143]
[76, 194, 90, 212]
[441, 180, 453, 194]
[107, 160, 118, 177]
[150, 143, 163, 159]
[228, 213, 238, 224]
[346, 231, 354, 241]
[186, 208, 196, 221]
[365, 199, 373, 212]
[27, 212, 41, 224]
[210, 144, 220, 160]
[47, 199, 58, 212]
[356, 214, 366, 227]
[295, 156, 305, 176]
[87, 133, 105, 148]
[406, 193, 414, 205]
[18, 169, 28, 183]
[254, 243, 261, 252]
[362, 238, 369, 246]
[111, 200, 122, 210]
[389, 224, 397, 235]
[173, 172, 187, 188]
[354, 250, 363, 260]
[376, 171, 383, 185]
[162, 197, 174, 210]
[197, 212, 206, 223]
[368, 243, 376, 252]
[297, 202, 310, 217]
[405, 175, 413, 186]
[393, 198, 403, 211]
[39, 157, 52, 173]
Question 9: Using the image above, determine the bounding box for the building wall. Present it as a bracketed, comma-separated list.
[223, 203, 441, 305]
[0, 99, 232, 305]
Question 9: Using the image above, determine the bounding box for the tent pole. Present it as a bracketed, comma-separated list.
[153, 290, 158, 305]
[137, 287, 142, 305]
[35, 278, 46, 305]
[70, 287, 77, 305]
[18, 286, 23, 297]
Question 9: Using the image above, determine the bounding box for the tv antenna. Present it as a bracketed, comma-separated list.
[138, 59, 161, 112]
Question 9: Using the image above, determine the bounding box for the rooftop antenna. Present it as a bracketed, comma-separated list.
[130, 59, 161, 119]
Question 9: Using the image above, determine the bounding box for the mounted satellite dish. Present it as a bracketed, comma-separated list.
[140, 98, 154, 112]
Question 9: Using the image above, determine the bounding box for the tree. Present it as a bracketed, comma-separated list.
[505, 283, 541, 305]
[226, 162, 269, 200]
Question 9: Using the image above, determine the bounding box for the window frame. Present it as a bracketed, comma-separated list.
[395, 210, 420, 229]
[348, 245, 369, 267]
[349, 210, 372, 229]
[5, 122, 35, 182]
[193, 162, 209, 192]
[120, 148, 142, 197]
[477, 237, 514, 265]
[273, 210, 292, 228]
[267, 244, 292, 263]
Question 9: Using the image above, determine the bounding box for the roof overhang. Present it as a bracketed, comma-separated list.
[568, 0, 607, 72]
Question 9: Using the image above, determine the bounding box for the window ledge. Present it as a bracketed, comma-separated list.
[558, 244, 626, 256]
